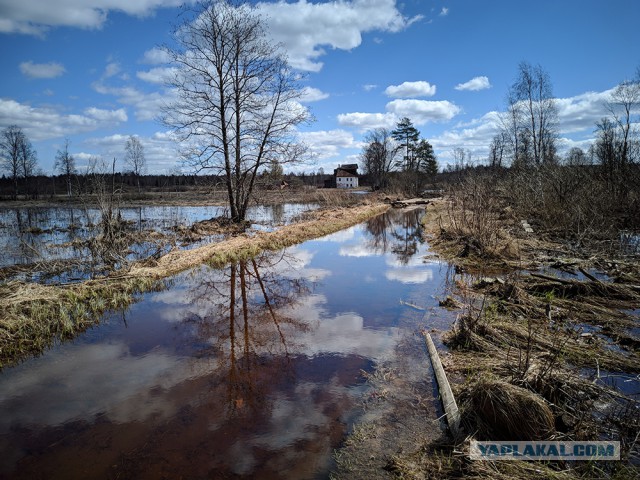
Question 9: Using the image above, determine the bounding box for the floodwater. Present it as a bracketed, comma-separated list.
[0, 208, 455, 479]
[0, 203, 318, 269]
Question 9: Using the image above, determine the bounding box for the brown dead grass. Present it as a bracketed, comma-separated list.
[388, 194, 640, 479]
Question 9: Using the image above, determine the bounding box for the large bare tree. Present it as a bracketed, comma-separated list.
[163, 0, 310, 222]
[0, 125, 37, 199]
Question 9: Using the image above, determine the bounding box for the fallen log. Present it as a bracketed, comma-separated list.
[423, 330, 461, 438]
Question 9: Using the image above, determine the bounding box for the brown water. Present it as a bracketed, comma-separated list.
[0, 208, 455, 479]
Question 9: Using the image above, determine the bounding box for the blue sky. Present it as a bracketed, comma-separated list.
[1, 0, 639, 175]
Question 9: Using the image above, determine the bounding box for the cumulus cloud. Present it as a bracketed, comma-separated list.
[385, 81, 436, 98]
[0, 98, 128, 141]
[0, 0, 185, 35]
[19, 61, 65, 79]
[337, 112, 397, 130]
[298, 129, 359, 160]
[136, 67, 179, 85]
[439, 7, 449, 16]
[555, 88, 614, 133]
[299, 87, 329, 103]
[386, 99, 461, 124]
[140, 47, 171, 65]
[92, 81, 172, 121]
[454, 76, 491, 91]
[84, 106, 127, 122]
[256, 0, 423, 72]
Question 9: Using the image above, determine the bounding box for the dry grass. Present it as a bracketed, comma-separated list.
[129, 203, 389, 279]
[410, 191, 640, 478]
[461, 377, 555, 441]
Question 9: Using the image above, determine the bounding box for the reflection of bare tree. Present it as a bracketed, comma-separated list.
[364, 208, 425, 264]
[184, 252, 310, 415]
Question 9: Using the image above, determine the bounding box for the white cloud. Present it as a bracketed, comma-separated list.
[385, 81, 436, 98]
[298, 129, 359, 159]
[84, 131, 181, 172]
[19, 61, 65, 79]
[386, 99, 461, 124]
[439, 7, 449, 16]
[256, 0, 423, 72]
[136, 66, 179, 85]
[363, 84, 377, 92]
[84, 106, 128, 123]
[454, 76, 491, 91]
[555, 88, 614, 133]
[299, 87, 329, 103]
[92, 81, 172, 121]
[337, 112, 397, 130]
[140, 47, 171, 65]
[103, 62, 121, 78]
[0, 0, 185, 35]
[0, 98, 128, 141]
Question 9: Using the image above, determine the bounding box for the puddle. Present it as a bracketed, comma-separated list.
[620, 231, 640, 254]
[533, 266, 614, 283]
[0, 208, 456, 479]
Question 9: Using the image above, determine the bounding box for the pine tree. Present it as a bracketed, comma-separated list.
[391, 117, 419, 170]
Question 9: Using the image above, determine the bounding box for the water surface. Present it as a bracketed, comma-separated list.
[0, 208, 454, 479]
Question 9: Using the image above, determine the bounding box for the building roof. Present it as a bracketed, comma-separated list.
[339, 163, 358, 170]
[335, 168, 358, 177]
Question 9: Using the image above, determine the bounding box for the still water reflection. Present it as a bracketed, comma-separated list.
[0, 208, 453, 479]
[0, 203, 317, 269]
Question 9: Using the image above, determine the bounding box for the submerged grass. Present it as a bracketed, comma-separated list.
[0, 276, 159, 368]
[0, 203, 389, 368]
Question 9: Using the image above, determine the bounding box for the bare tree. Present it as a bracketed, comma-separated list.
[606, 75, 640, 167]
[488, 132, 508, 169]
[55, 138, 76, 197]
[509, 62, 558, 166]
[360, 128, 396, 190]
[125, 135, 146, 192]
[0, 125, 38, 199]
[565, 147, 588, 166]
[163, 0, 310, 222]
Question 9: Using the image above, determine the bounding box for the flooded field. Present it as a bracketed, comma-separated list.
[0, 203, 317, 282]
[0, 208, 454, 479]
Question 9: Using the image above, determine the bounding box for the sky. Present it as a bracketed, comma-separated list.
[1, 0, 639, 175]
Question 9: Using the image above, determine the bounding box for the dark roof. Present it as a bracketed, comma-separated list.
[336, 169, 358, 177]
[339, 164, 358, 170]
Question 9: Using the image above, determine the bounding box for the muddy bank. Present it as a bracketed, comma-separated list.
[382, 197, 640, 479]
[0, 203, 389, 368]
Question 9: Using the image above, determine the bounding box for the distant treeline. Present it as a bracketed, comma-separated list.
[0, 170, 353, 201]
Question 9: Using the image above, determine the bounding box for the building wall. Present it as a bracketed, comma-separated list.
[336, 176, 358, 188]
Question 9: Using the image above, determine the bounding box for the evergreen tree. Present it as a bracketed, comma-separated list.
[415, 139, 437, 177]
[391, 117, 419, 170]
